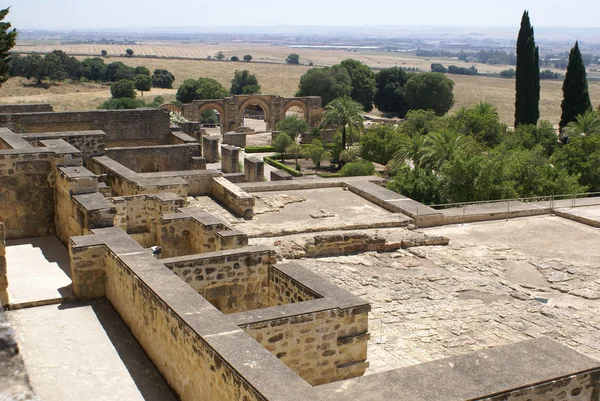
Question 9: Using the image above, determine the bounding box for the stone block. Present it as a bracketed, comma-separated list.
[223, 132, 247, 148]
[221, 145, 240, 174]
[202, 136, 220, 163]
[270, 170, 293, 181]
[244, 157, 264, 183]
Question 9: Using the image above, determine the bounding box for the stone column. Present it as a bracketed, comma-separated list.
[0, 222, 8, 307]
[244, 157, 264, 182]
[221, 145, 240, 174]
[202, 136, 220, 163]
[223, 132, 247, 148]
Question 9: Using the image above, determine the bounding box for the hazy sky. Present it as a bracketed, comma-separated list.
[4, 0, 600, 30]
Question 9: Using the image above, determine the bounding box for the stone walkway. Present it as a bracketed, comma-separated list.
[5, 236, 73, 309]
[7, 300, 177, 401]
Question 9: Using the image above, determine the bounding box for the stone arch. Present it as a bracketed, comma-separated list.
[159, 103, 183, 114]
[283, 99, 309, 120]
[141, 162, 158, 173]
[238, 97, 271, 124]
[197, 102, 226, 122]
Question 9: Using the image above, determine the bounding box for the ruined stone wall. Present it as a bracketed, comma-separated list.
[482, 372, 599, 400]
[163, 247, 274, 313]
[269, 268, 320, 306]
[0, 223, 7, 307]
[0, 151, 56, 239]
[104, 144, 200, 173]
[0, 104, 53, 114]
[22, 131, 106, 162]
[238, 306, 369, 386]
[211, 177, 255, 219]
[0, 108, 171, 145]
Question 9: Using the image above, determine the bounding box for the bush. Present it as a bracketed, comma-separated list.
[339, 160, 375, 177]
[110, 79, 136, 99]
[98, 97, 145, 109]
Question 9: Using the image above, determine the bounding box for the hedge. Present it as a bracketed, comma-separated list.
[245, 146, 275, 153]
[264, 156, 303, 177]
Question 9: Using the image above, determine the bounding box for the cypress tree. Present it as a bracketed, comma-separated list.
[559, 41, 592, 130]
[514, 10, 540, 127]
[0, 7, 17, 87]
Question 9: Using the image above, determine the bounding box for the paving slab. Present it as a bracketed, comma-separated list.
[6, 236, 73, 309]
[6, 300, 177, 401]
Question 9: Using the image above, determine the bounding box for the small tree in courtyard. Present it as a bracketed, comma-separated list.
[321, 96, 364, 156]
[275, 115, 309, 141]
[272, 133, 293, 162]
[303, 140, 330, 172]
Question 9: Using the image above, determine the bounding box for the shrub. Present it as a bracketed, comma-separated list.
[339, 159, 375, 177]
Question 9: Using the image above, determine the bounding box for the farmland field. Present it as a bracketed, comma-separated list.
[5, 42, 600, 125]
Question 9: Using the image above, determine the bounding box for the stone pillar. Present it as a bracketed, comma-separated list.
[271, 170, 293, 181]
[0, 222, 8, 307]
[244, 157, 264, 182]
[202, 135, 220, 163]
[221, 145, 240, 174]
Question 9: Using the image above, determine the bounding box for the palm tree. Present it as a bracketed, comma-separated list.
[473, 102, 499, 118]
[560, 109, 600, 141]
[393, 133, 428, 168]
[423, 130, 469, 166]
[320, 97, 365, 151]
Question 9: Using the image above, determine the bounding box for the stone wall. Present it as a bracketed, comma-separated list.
[223, 132, 246, 148]
[105, 144, 202, 173]
[211, 177, 255, 219]
[221, 145, 240, 174]
[202, 136, 220, 163]
[269, 267, 320, 306]
[245, 157, 264, 182]
[0, 223, 7, 307]
[237, 305, 369, 386]
[0, 103, 53, 113]
[22, 130, 106, 162]
[162, 246, 274, 313]
[484, 372, 599, 400]
[0, 108, 171, 146]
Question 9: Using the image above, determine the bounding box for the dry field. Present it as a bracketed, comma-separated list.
[4, 43, 600, 125]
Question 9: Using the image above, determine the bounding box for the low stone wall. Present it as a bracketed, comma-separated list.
[105, 143, 201, 173]
[269, 266, 320, 305]
[0, 103, 53, 114]
[270, 170, 293, 181]
[0, 223, 7, 307]
[158, 210, 248, 258]
[223, 132, 247, 148]
[22, 130, 106, 162]
[211, 176, 255, 219]
[162, 246, 274, 313]
[443, 207, 551, 226]
[0, 108, 171, 146]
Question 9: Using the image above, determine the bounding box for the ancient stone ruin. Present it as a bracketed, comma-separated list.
[0, 103, 599, 400]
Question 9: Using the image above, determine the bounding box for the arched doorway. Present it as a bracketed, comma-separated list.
[239, 98, 271, 132]
[283, 100, 308, 121]
[198, 102, 226, 135]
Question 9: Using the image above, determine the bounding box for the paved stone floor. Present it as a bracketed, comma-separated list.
[6, 236, 73, 309]
[292, 216, 600, 375]
[6, 300, 177, 401]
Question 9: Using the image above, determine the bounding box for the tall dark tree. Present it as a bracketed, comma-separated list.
[559, 41, 592, 130]
[514, 10, 540, 127]
[373, 67, 411, 117]
[0, 7, 17, 87]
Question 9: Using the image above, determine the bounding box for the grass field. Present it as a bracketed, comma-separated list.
[4, 43, 600, 125]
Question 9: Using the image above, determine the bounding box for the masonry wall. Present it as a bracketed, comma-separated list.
[23, 131, 106, 162]
[269, 268, 321, 306]
[163, 247, 274, 313]
[0, 151, 57, 239]
[0, 104, 53, 113]
[104, 144, 200, 172]
[0, 108, 171, 145]
[211, 177, 255, 219]
[238, 306, 370, 386]
[482, 372, 600, 400]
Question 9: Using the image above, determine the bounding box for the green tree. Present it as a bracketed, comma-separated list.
[454, 102, 507, 147]
[391, 133, 428, 168]
[243, 54, 253, 62]
[176, 79, 200, 103]
[135, 66, 150, 76]
[285, 142, 303, 167]
[98, 97, 145, 110]
[559, 41, 592, 130]
[230, 70, 260, 95]
[272, 133, 293, 161]
[296, 66, 352, 106]
[151, 69, 175, 88]
[552, 134, 600, 191]
[81, 58, 106, 82]
[321, 96, 364, 155]
[359, 125, 407, 165]
[0, 7, 17, 87]
[339, 159, 375, 177]
[560, 109, 600, 141]
[303, 140, 330, 172]
[134, 74, 152, 95]
[126, 48, 134, 57]
[196, 77, 229, 99]
[404, 72, 454, 116]
[231, 56, 239, 62]
[101, 49, 107, 56]
[104, 61, 135, 81]
[515, 10, 540, 126]
[215, 51, 225, 60]
[110, 79, 136, 99]
[275, 115, 309, 140]
[286, 53, 300, 64]
[423, 130, 469, 166]
[200, 109, 218, 124]
[388, 166, 444, 205]
[374, 67, 411, 116]
[339, 59, 376, 112]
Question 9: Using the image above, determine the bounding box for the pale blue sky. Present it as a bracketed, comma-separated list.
[4, 0, 599, 30]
